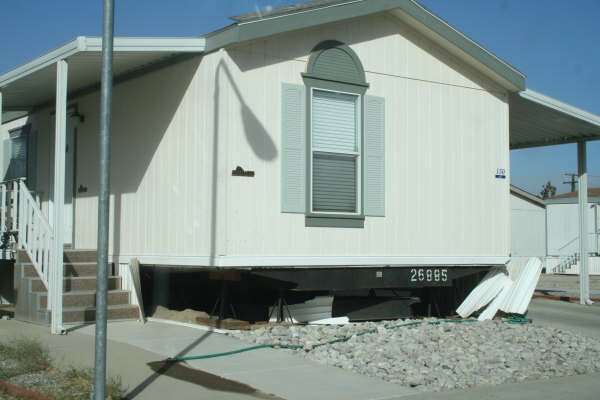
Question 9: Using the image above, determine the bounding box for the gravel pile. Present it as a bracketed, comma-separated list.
[228, 319, 600, 391]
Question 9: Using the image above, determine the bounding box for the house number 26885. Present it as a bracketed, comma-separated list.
[409, 268, 448, 282]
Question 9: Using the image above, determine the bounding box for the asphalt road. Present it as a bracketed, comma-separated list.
[527, 297, 600, 339]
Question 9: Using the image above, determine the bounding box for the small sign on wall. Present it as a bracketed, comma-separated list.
[495, 168, 506, 179]
[232, 166, 255, 177]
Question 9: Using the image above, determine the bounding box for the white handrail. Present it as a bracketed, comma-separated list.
[17, 180, 53, 288]
[552, 252, 579, 274]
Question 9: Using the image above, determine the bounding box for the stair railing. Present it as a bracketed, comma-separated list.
[17, 179, 53, 289]
[552, 253, 578, 274]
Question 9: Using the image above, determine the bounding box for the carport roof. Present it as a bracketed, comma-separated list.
[0, 36, 205, 111]
[509, 89, 600, 149]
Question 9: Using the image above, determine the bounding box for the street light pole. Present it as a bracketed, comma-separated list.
[94, 0, 114, 398]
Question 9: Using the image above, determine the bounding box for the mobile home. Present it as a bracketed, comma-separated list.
[1, 0, 600, 331]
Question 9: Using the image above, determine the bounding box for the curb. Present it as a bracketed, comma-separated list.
[533, 294, 600, 303]
[0, 379, 50, 400]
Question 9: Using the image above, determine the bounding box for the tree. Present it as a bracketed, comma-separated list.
[540, 181, 557, 199]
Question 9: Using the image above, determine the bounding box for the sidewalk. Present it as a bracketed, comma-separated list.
[73, 320, 418, 400]
[1, 318, 418, 400]
[0, 319, 281, 400]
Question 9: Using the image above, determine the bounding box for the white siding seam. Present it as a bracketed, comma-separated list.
[111, 254, 509, 267]
[362, 69, 506, 95]
[229, 47, 502, 95]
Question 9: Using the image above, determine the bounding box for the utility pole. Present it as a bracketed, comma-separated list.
[563, 173, 577, 193]
[94, 0, 114, 398]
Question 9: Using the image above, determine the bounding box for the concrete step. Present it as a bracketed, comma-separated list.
[29, 276, 121, 292]
[23, 262, 115, 278]
[39, 290, 130, 309]
[18, 249, 98, 264]
[61, 304, 139, 324]
[64, 249, 97, 263]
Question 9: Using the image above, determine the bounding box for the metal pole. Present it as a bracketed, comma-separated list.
[94, 0, 114, 398]
[577, 140, 591, 305]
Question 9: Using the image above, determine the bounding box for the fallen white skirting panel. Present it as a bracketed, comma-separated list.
[456, 257, 543, 321]
[310, 317, 350, 325]
[456, 268, 511, 318]
[477, 279, 512, 321]
[498, 257, 543, 315]
[269, 296, 333, 323]
[146, 317, 229, 334]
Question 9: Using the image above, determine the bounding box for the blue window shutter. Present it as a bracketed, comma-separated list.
[281, 83, 306, 213]
[364, 95, 385, 217]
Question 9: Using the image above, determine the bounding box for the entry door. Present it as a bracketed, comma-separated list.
[64, 122, 76, 247]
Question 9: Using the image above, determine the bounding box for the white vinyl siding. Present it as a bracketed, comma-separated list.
[310, 88, 360, 214]
[24, 13, 510, 264]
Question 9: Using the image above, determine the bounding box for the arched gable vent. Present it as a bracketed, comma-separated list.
[304, 40, 367, 86]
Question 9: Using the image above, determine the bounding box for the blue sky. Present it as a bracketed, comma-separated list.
[1, 0, 599, 196]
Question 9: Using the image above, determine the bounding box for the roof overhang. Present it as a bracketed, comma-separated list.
[510, 89, 600, 149]
[206, 0, 525, 91]
[0, 36, 205, 111]
[510, 185, 545, 208]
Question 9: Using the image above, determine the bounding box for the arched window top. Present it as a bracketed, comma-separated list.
[304, 40, 367, 86]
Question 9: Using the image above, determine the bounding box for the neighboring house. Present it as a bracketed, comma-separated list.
[508, 185, 600, 275]
[546, 189, 600, 257]
[544, 189, 600, 275]
[509, 185, 546, 269]
[1, 0, 600, 332]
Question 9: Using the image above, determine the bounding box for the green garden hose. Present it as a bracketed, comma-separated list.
[169, 317, 529, 363]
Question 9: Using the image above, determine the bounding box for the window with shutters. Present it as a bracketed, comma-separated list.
[304, 40, 368, 217]
[281, 40, 384, 225]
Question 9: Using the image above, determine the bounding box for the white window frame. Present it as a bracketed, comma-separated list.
[309, 87, 362, 216]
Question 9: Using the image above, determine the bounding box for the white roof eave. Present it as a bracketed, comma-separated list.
[0, 36, 206, 88]
[0, 38, 82, 87]
[519, 89, 600, 128]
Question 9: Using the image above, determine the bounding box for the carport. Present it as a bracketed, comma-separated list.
[510, 89, 600, 304]
[0, 36, 205, 333]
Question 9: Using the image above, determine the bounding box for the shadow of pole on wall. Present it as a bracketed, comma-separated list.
[209, 59, 278, 265]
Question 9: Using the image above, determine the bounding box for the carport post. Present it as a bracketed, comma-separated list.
[577, 140, 591, 304]
[50, 59, 68, 334]
[0, 91, 3, 125]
